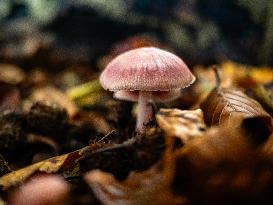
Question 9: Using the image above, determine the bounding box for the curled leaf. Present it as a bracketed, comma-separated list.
[156, 108, 206, 144]
[193, 65, 232, 92]
[0, 140, 135, 191]
[85, 152, 185, 205]
[174, 121, 273, 203]
[262, 132, 273, 160]
[201, 87, 271, 126]
[0, 145, 92, 190]
[0, 154, 68, 190]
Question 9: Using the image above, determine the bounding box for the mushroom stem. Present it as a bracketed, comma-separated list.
[136, 91, 153, 134]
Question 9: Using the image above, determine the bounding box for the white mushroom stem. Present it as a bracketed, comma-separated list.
[136, 91, 153, 134]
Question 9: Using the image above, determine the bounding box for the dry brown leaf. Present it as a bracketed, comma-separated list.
[188, 65, 233, 108]
[200, 87, 271, 126]
[177, 126, 253, 172]
[174, 120, 273, 203]
[0, 139, 134, 191]
[262, 132, 273, 160]
[85, 152, 185, 205]
[0, 145, 95, 190]
[193, 65, 232, 91]
[190, 62, 273, 108]
[0, 154, 68, 190]
[156, 108, 206, 144]
[29, 86, 79, 118]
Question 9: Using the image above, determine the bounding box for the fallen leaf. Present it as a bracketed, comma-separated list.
[190, 62, 273, 108]
[262, 132, 273, 160]
[0, 145, 92, 190]
[66, 80, 102, 101]
[200, 87, 271, 126]
[73, 92, 106, 108]
[185, 65, 232, 109]
[0, 154, 68, 190]
[174, 118, 273, 203]
[241, 116, 272, 145]
[156, 108, 206, 144]
[29, 86, 79, 118]
[0, 139, 135, 190]
[85, 152, 185, 205]
[193, 65, 232, 92]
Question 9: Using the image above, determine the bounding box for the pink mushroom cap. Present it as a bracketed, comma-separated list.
[8, 174, 70, 205]
[99, 47, 195, 91]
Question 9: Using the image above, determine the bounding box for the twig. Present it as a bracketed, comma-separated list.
[97, 130, 116, 143]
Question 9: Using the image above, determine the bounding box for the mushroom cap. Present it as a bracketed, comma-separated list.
[100, 47, 195, 91]
[8, 174, 70, 205]
[114, 89, 181, 102]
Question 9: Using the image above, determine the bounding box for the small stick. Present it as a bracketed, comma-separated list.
[97, 130, 116, 143]
[81, 138, 136, 161]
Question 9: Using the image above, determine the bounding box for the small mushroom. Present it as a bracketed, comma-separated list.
[99, 47, 195, 134]
[8, 174, 70, 205]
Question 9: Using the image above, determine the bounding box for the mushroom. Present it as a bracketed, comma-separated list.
[8, 174, 70, 205]
[99, 47, 195, 134]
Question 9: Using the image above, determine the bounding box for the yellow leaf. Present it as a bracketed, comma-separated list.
[156, 109, 206, 144]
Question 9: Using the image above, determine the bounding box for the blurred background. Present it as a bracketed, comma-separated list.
[0, 0, 273, 70]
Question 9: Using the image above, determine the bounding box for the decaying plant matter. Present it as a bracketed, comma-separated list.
[0, 48, 272, 205]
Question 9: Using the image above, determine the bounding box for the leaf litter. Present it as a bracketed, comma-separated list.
[0, 57, 272, 205]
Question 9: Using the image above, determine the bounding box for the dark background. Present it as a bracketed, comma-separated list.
[0, 0, 273, 69]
